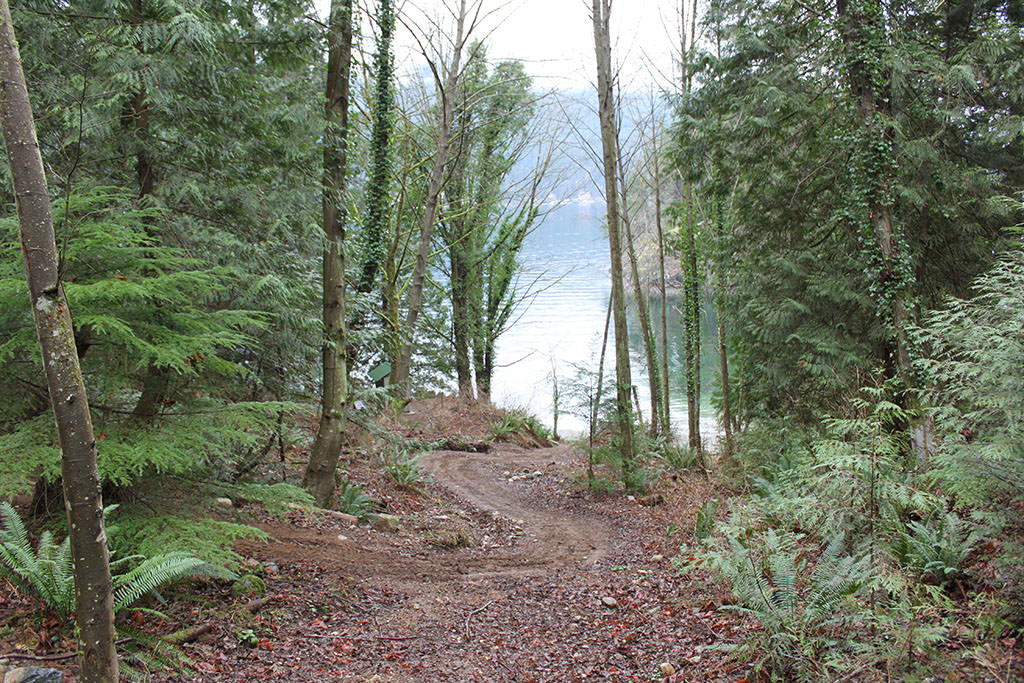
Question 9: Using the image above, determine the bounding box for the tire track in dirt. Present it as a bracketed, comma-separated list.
[419, 444, 611, 576]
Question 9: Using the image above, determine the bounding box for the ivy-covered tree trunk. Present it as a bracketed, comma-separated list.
[0, 4, 118, 679]
[303, 0, 354, 508]
[592, 0, 634, 475]
[649, 120, 671, 434]
[681, 189, 703, 459]
[619, 151, 664, 438]
[837, 0, 912, 385]
[355, 0, 395, 297]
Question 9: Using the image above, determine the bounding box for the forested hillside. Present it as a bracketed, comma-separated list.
[0, 0, 1021, 681]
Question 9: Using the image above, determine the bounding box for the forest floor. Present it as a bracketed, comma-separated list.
[151, 397, 748, 682]
[3, 398, 1022, 681]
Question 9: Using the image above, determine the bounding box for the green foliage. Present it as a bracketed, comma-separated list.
[110, 511, 267, 573]
[335, 480, 378, 519]
[671, 0, 1023, 424]
[379, 449, 429, 489]
[915, 246, 1024, 505]
[488, 409, 551, 444]
[0, 503, 232, 623]
[699, 528, 872, 681]
[891, 512, 983, 587]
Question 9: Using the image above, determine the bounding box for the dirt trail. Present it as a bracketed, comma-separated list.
[419, 444, 611, 575]
[170, 442, 734, 682]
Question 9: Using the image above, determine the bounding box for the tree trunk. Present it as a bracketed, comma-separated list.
[592, 0, 634, 477]
[450, 243, 474, 399]
[0, 5, 119, 680]
[718, 315, 733, 457]
[837, 0, 912, 385]
[355, 0, 395, 297]
[681, 188, 703, 460]
[650, 120, 671, 435]
[590, 291, 613, 483]
[392, 0, 468, 389]
[303, 0, 354, 508]
[617, 143, 663, 438]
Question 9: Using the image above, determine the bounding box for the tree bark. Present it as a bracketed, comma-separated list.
[718, 315, 733, 457]
[303, 0, 354, 508]
[392, 0, 469, 389]
[682, 191, 702, 460]
[837, 0, 912, 385]
[0, 4, 119, 680]
[355, 0, 395, 297]
[650, 119, 671, 434]
[618, 149, 663, 438]
[592, 0, 634, 476]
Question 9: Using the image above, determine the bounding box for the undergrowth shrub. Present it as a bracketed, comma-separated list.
[915, 245, 1024, 505]
[701, 529, 870, 681]
[379, 448, 429, 488]
[890, 512, 983, 587]
[0, 502, 233, 622]
[335, 479, 379, 519]
[488, 409, 551, 444]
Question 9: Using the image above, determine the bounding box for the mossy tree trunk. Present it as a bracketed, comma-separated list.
[0, 4, 118, 679]
[303, 0, 354, 508]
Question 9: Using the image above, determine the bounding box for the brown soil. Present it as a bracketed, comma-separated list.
[154, 440, 743, 682]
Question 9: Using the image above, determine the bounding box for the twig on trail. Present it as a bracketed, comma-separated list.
[464, 599, 495, 640]
[2, 639, 131, 662]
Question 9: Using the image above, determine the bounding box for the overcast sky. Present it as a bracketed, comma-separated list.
[316, 0, 684, 92]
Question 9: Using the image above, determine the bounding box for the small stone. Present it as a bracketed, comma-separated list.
[626, 495, 636, 502]
[4, 668, 64, 683]
[601, 596, 618, 608]
[367, 513, 401, 532]
[652, 554, 664, 562]
[263, 561, 280, 576]
[659, 662, 676, 676]
[337, 534, 348, 542]
[214, 497, 233, 507]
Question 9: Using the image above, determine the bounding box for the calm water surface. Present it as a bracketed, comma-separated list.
[491, 201, 720, 442]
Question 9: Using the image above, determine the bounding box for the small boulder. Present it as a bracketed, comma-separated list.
[659, 662, 676, 676]
[214, 497, 233, 508]
[601, 596, 618, 608]
[367, 513, 401, 532]
[4, 668, 64, 683]
[652, 554, 665, 562]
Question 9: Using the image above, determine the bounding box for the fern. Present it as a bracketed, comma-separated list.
[1, 503, 233, 622]
[113, 552, 231, 612]
[335, 480, 379, 519]
[892, 512, 983, 586]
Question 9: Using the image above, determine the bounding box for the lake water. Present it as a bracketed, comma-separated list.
[491, 200, 720, 443]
